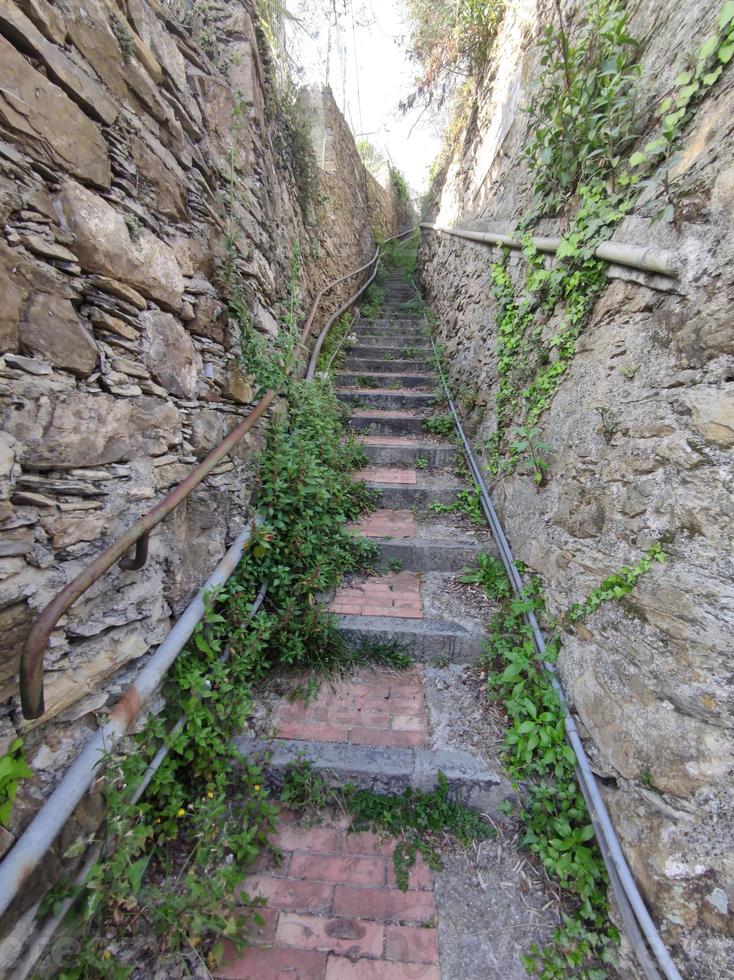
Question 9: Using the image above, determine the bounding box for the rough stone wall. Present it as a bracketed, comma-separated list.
[418, 0, 733, 972]
[0, 0, 398, 935]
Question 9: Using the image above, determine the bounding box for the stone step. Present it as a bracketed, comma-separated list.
[372, 537, 485, 572]
[359, 437, 456, 467]
[335, 371, 434, 389]
[355, 318, 425, 332]
[363, 473, 465, 509]
[343, 356, 433, 373]
[348, 346, 432, 361]
[349, 336, 432, 350]
[353, 330, 428, 343]
[348, 411, 428, 436]
[235, 735, 511, 816]
[335, 613, 484, 664]
[338, 389, 436, 411]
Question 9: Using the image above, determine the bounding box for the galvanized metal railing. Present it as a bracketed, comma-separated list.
[421, 221, 679, 277]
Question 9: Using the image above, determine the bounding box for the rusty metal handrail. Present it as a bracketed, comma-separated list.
[20, 237, 408, 720]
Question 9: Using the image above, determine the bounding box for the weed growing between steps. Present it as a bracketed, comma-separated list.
[485, 0, 734, 479]
[316, 311, 357, 373]
[281, 760, 492, 891]
[42, 376, 391, 977]
[468, 545, 665, 977]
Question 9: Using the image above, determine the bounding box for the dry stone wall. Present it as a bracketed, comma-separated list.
[0, 0, 399, 924]
[419, 0, 733, 973]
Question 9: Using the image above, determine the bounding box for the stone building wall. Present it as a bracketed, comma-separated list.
[0, 0, 398, 927]
[418, 0, 733, 971]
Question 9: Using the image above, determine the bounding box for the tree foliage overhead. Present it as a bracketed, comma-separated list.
[402, 0, 505, 109]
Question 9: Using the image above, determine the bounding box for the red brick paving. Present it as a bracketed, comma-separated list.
[357, 467, 417, 485]
[329, 572, 422, 619]
[218, 798, 439, 980]
[348, 509, 416, 539]
[273, 667, 428, 750]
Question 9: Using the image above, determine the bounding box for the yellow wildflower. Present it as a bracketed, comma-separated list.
[102, 951, 111, 961]
[177, 808, 186, 817]
[254, 784, 260, 792]
[207, 790, 214, 799]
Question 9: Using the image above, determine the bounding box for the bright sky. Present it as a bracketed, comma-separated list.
[289, 0, 442, 195]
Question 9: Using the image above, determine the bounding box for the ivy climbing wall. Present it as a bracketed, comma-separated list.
[419, 0, 734, 972]
[0, 0, 403, 949]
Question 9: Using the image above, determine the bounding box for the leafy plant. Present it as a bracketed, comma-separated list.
[360, 282, 386, 320]
[458, 553, 511, 600]
[506, 425, 551, 486]
[429, 486, 484, 524]
[423, 414, 454, 437]
[415, 455, 429, 470]
[386, 558, 404, 573]
[476, 542, 665, 976]
[281, 761, 492, 891]
[0, 738, 32, 827]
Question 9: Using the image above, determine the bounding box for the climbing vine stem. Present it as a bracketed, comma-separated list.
[487, 0, 734, 478]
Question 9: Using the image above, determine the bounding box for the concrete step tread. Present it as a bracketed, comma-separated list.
[235, 735, 511, 816]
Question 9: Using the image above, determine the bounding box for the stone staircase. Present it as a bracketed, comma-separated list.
[225, 274, 544, 980]
[239, 274, 508, 807]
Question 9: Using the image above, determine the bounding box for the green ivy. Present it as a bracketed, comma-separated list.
[487, 0, 733, 478]
[0, 738, 32, 827]
[281, 761, 492, 892]
[477, 544, 664, 977]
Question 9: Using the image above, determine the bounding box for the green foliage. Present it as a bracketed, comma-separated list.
[403, 0, 505, 109]
[281, 762, 492, 892]
[523, 0, 640, 215]
[429, 486, 484, 524]
[565, 544, 665, 623]
[381, 233, 419, 280]
[415, 455, 429, 470]
[360, 282, 386, 320]
[53, 377, 380, 976]
[397, 295, 426, 315]
[123, 213, 140, 242]
[478, 543, 664, 976]
[422, 413, 454, 437]
[0, 738, 32, 827]
[316, 312, 356, 373]
[386, 558, 404, 573]
[109, 13, 134, 62]
[458, 553, 510, 600]
[486, 0, 732, 480]
[505, 425, 551, 486]
[390, 166, 411, 206]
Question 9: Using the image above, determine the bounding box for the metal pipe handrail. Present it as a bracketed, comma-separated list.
[419, 287, 682, 980]
[306, 227, 419, 379]
[421, 221, 678, 277]
[2, 230, 415, 928]
[20, 235, 413, 720]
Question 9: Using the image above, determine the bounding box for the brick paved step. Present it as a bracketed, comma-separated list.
[338, 389, 436, 411]
[234, 736, 511, 817]
[343, 356, 432, 373]
[360, 438, 456, 467]
[349, 336, 432, 350]
[335, 614, 484, 664]
[348, 412, 428, 436]
[335, 371, 434, 389]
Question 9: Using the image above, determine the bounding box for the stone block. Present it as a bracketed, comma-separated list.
[55, 180, 184, 311]
[0, 35, 110, 187]
[20, 292, 98, 376]
[4, 391, 181, 467]
[140, 310, 201, 398]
